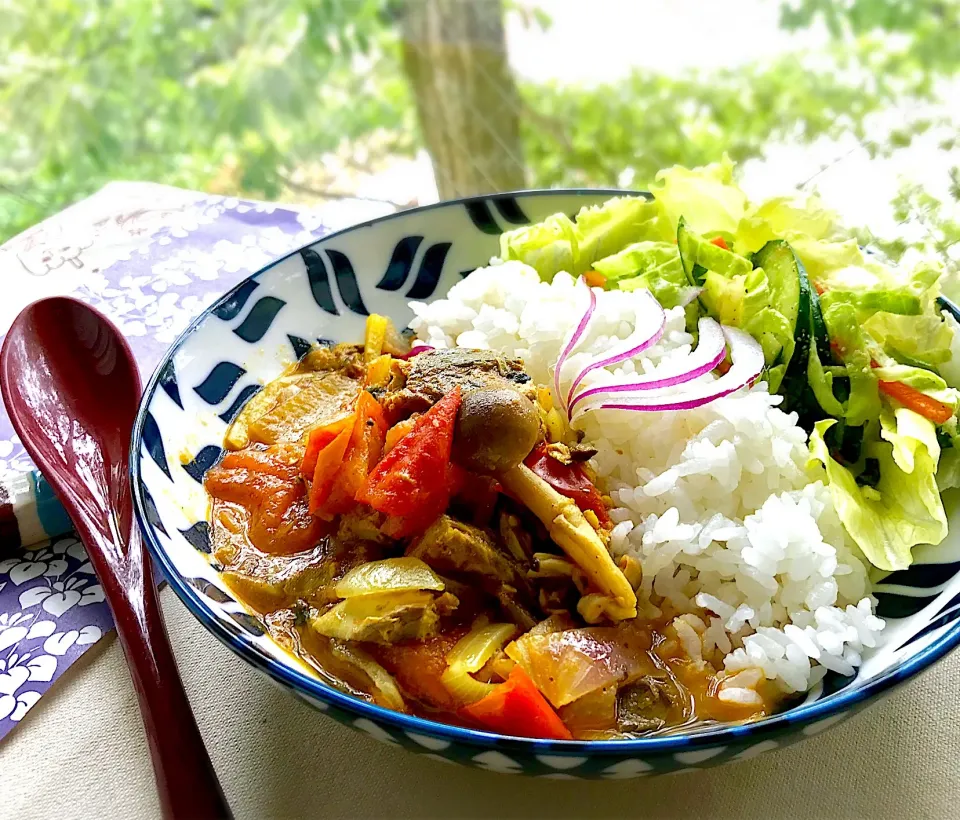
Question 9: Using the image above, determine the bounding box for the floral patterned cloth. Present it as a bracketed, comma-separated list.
[0, 184, 391, 740]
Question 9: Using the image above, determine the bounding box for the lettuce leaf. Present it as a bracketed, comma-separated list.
[879, 406, 941, 474]
[937, 449, 960, 491]
[499, 213, 579, 281]
[594, 240, 679, 282]
[701, 266, 768, 328]
[789, 238, 866, 282]
[810, 419, 947, 571]
[866, 310, 956, 367]
[595, 242, 694, 309]
[821, 287, 923, 316]
[938, 310, 960, 388]
[736, 194, 838, 255]
[650, 155, 747, 237]
[822, 301, 881, 426]
[746, 306, 794, 390]
[575, 196, 665, 267]
[679, 229, 753, 279]
[847, 264, 953, 368]
[807, 347, 845, 418]
[500, 197, 665, 282]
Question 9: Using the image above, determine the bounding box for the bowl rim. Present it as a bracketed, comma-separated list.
[131, 187, 960, 756]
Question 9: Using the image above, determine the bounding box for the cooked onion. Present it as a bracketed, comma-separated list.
[330, 642, 407, 712]
[506, 626, 654, 708]
[446, 623, 517, 673]
[311, 591, 434, 641]
[334, 557, 445, 598]
[441, 623, 517, 704]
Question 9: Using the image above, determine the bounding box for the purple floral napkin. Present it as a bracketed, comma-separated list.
[0, 184, 392, 739]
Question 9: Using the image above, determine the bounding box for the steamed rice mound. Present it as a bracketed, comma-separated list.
[411, 260, 884, 698]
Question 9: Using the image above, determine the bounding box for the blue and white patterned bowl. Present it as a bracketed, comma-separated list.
[131, 190, 960, 778]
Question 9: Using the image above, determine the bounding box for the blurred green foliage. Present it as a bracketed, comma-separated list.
[0, 0, 414, 236]
[2, 0, 960, 279]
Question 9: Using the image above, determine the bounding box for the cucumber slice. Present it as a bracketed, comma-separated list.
[762, 242, 812, 414]
[810, 286, 833, 364]
[753, 240, 802, 334]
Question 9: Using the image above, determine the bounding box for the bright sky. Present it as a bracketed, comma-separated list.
[507, 0, 828, 81]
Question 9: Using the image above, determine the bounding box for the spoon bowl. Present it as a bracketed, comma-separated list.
[0, 297, 230, 819]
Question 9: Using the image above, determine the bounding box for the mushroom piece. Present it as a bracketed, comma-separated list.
[453, 387, 541, 473]
[497, 463, 637, 621]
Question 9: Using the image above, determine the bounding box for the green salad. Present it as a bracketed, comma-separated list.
[499, 157, 960, 574]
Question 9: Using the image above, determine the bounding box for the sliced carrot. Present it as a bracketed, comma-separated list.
[302, 413, 355, 479]
[320, 392, 387, 517]
[308, 427, 353, 514]
[583, 270, 606, 288]
[709, 236, 729, 251]
[205, 444, 323, 555]
[878, 379, 954, 425]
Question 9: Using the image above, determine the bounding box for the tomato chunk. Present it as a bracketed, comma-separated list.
[461, 666, 573, 740]
[204, 444, 323, 554]
[359, 386, 461, 520]
[524, 444, 610, 527]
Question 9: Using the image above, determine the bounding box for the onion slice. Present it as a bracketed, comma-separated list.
[564, 288, 666, 410]
[399, 342, 435, 360]
[553, 279, 597, 411]
[571, 326, 764, 420]
[568, 317, 726, 414]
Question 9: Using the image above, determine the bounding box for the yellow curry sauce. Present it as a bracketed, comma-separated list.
[203, 318, 779, 740]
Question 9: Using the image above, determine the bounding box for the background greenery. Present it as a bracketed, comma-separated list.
[2, 0, 959, 276]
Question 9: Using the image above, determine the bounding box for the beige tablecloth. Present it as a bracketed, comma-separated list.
[1, 587, 958, 819]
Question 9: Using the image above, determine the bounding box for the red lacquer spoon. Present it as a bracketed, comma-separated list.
[0, 297, 231, 820]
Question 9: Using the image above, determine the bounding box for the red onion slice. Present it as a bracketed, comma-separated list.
[553, 280, 597, 411]
[564, 288, 666, 409]
[571, 326, 764, 420]
[399, 342, 435, 360]
[568, 317, 726, 414]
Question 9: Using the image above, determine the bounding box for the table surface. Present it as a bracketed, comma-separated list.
[1, 586, 958, 820]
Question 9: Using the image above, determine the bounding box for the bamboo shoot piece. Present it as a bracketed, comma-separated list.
[498, 463, 637, 620]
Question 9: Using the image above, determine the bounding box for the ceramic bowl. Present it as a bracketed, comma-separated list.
[131, 189, 960, 778]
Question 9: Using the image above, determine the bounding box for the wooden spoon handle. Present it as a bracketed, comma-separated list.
[73, 514, 232, 820]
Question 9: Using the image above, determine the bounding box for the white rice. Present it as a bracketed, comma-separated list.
[410, 260, 885, 696]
